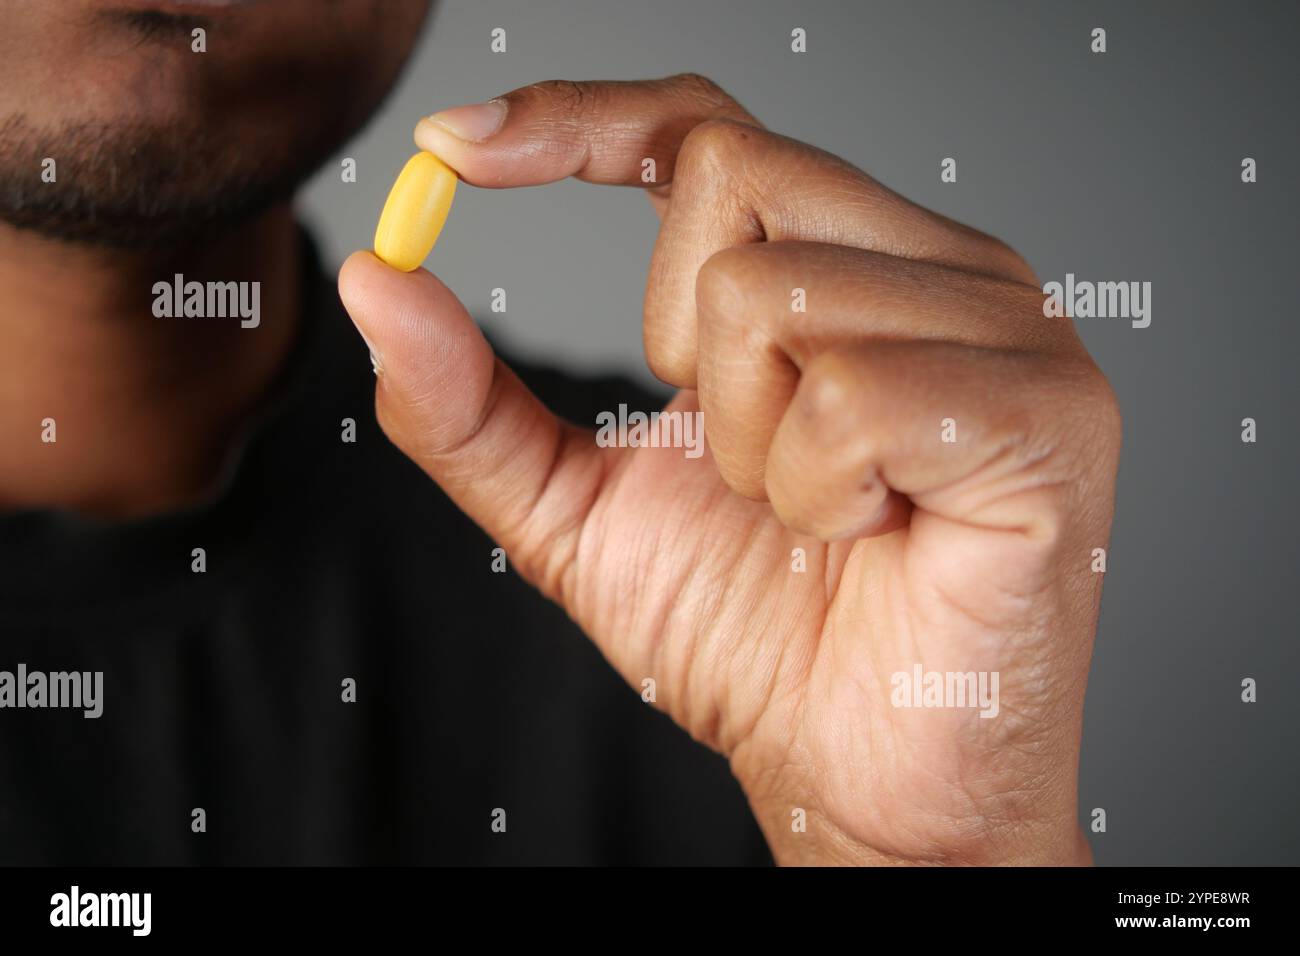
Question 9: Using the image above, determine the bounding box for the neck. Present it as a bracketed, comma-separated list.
[0, 205, 302, 518]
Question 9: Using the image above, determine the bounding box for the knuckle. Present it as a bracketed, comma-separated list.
[679, 117, 757, 176]
[1053, 358, 1122, 456]
[517, 78, 598, 116]
[695, 246, 755, 315]
[668, 72, 727, 102]
[1084, 365, 1123, 454]
[797, 351, 861, 442]
[1098, 371, 1123, 433]
[984, 236, 1038, 286]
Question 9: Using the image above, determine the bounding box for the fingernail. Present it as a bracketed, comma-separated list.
[423, 99, 508, 143]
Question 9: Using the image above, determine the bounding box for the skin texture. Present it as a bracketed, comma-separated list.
[339, 75, 1122, 866]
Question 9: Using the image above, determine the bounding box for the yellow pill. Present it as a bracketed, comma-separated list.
[373, 151, 457, 272]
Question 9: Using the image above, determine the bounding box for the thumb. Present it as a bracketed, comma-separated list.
[337, 250, 605, 603]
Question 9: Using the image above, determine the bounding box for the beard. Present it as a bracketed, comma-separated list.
[0, 112, 328, 249]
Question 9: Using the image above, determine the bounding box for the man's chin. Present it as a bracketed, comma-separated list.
[0, 115, 308, 250]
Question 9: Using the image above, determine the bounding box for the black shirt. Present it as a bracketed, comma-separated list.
[0, 234, 770, 865]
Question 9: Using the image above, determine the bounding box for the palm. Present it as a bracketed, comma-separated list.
[560, 391, 1076, 862]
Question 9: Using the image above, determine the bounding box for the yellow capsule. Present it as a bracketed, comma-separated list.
[373, 151, 457, 272]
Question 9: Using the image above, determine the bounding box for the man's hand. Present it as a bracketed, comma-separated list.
[337, 74, 1120, 866]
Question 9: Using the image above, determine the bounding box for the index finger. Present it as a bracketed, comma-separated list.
[412, 73, 761, 201]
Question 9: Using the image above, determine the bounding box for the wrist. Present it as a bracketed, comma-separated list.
[761, 806, 1093, 867]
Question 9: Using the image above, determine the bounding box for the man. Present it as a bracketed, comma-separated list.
[0, 0, 1118, 865]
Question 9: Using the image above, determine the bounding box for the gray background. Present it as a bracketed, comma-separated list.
[300, 0, 1300, 866]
